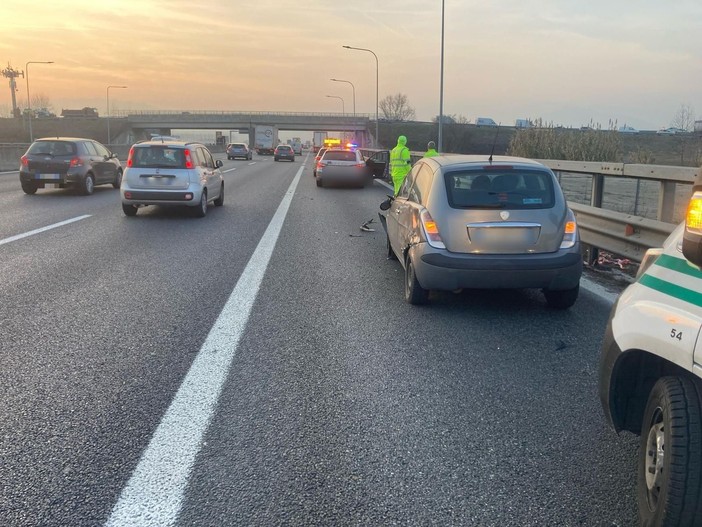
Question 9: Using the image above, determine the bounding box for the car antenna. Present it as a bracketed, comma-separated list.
[488, 123, 501, 164]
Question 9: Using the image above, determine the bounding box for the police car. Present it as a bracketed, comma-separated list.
[599, 173, 702, 525]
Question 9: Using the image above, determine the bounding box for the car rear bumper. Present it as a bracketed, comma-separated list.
[121, 186, 203, 206]
[410, 242, 583, 291]
[20, 171, 84, 185]
[316, 168, 367, 184]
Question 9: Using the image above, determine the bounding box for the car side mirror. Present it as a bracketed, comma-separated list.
[379, 196, 394, 210]
[215, 159, 223, 168]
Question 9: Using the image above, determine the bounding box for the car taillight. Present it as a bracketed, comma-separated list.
[560, 210, 578, 249]
[420, 209, 445, 249]
[70, 157, 83, 167]
[184, 149, 194, 169]
[686, 191, 702, 233]
[126, 147, 135, 167]
[20, 155, 28, 167]
[355, 162, 365, 168]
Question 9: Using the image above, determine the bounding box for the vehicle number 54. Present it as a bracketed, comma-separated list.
[670, 329, 683, 341]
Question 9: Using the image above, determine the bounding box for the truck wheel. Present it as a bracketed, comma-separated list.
[637, 376, 702, 526]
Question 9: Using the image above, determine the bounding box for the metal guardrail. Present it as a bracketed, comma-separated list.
[540, 160, 699, 262]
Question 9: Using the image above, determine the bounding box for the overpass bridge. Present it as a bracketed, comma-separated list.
[113, 110, 374, 146]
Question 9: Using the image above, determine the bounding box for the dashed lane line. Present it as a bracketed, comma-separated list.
[0, 215, 92, 246]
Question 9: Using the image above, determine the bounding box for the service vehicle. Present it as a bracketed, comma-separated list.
[600, 172, 702, 525]
[254, 125, 278, 155]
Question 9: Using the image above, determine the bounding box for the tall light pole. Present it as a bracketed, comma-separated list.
[438, 0, 445, 153]
[343, 45, 378, 147]
[107, 85, 128, 145]
[330, 78, 355, 117]
[325, 95, 345, 114]
[25, 60, 54, 142]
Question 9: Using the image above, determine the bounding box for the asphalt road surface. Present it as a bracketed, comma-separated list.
[0, 152, 638, 526]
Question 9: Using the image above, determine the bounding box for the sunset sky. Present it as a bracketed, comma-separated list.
[2, 0, 702, 130]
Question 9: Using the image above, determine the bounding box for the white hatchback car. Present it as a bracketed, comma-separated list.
[120, 140, 224, 217]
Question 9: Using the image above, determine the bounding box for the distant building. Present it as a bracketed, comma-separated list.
[61, 107, 99, 118]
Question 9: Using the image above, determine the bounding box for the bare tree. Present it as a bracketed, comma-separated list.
[17, 93, 54, 112]
[671, 103, 695, 131]
[379, 93, 416, 121]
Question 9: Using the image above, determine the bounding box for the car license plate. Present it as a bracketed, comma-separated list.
[36, 174, 61, 180]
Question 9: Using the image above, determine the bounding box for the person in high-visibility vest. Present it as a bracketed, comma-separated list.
[424, 141, 438, 158]
[389, 135, 412, 195]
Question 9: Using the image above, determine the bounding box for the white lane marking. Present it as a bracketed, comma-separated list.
[222, 167, 236, 173]
[0, 170, 18, 174]
[580, 276, 619, 305]
[248, 162, 256, 165]
[0, 215, 92, 246]
[106, 164, 305, 527]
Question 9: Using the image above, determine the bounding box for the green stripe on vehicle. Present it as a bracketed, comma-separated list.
[654, 253, 702, 279]
[639, 274, 702, 307]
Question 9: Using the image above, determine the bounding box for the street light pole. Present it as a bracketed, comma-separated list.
[343, 45, 378, 147]
[438, 0, 445, 153]
[107, 85, 128, 145]
[325, 95, 345, 114]
[25, 61, 54, 142]
[330, 78, 355, 117]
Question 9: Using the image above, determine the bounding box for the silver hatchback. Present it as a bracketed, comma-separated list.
[120, 140, 224, 217]
[383, 155, 582, 308]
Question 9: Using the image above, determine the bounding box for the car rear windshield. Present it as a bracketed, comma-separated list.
[323, 151, 357, 161]
[131, 146, 186, 168]
[278, 146, 292, 151]
[230, 144, 246, 149]
[28, 141, 77, 156]
[444, 168, 555, 209]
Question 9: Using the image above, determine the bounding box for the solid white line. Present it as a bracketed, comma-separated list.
[222, 167, 236, 173]
[0, 215, 92, 246]
[106, 164, 305, 527]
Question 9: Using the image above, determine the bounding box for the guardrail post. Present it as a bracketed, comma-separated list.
[658, 181, 676, 223]
[584, 173, 605, 265]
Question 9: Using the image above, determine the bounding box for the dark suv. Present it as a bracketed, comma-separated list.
[20, 137, 122, 195]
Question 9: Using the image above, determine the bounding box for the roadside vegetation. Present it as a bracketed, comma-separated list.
[507, 119, 623, 162]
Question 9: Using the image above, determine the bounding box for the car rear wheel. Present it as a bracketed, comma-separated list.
[122, 203, 138, 217]
[405, 257, 429, 305]
[316, 178, 322, 187]
[637, 376, 702, 526]
[112, 169, 122, 189]
[21, 181, 38, 195]
[543, 285, 579, 309]
[213, 183, 224, 207]
[193, 190, 207, 218]
[82, 174, 95, 196]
